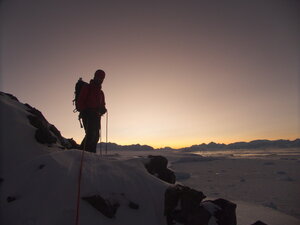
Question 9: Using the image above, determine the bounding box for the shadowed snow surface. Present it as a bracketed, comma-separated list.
[1, 93, 299, 225]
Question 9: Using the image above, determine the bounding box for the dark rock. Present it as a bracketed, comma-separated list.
[67, 138, 80, 149]
[26, 105, 49, 126]
[170, 205, 211, 225]
[27, 115, 47, 130]
[185, 205, 211, 225]
[164, 184, 206, 225]
[49, 125, 69, 147]
[211, 198, 237, 225]
[164, 185, 237, 225]
[26, 106, 79, 149]
[49, 124, 61, 137]
[159, 168, 176, 184]
[82, 195, 120, 218]
[251, 221, 268, 225]
[1, 92, 79, 149]
[165, 185, 182, 221]
[180, 188, 206, 214]
[35, 126, 57, 144]
[145, 155, 176, 184]
[146, 155, 168, 171]
[128, 201, 139, 210]
[38, 164, 45, 170]
[7, 196, 17, 203]
[27, 113, 57, 145]
[0, 92, 19, 102]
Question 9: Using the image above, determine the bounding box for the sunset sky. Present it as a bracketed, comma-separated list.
[1, 0, 299, 148]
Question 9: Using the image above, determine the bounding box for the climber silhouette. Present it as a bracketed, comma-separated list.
[77, 70, 107, 153]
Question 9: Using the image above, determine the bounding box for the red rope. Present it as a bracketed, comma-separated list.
[75, 147, 85, 225]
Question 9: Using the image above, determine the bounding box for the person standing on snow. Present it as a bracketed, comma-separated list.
[77, 69, 107, 153]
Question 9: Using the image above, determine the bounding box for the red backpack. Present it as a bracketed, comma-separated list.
[73, 78, 106, 113]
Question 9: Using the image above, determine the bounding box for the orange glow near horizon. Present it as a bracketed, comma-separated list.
[71, 130, 299, 149]
[1, 1, 299, 149]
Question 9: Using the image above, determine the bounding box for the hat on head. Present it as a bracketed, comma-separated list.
[94, 69, 105, 80]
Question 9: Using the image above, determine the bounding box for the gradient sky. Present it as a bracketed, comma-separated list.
[1, 0, 299, 148]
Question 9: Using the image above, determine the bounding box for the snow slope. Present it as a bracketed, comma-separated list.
[1, 92, 300, 225]
[103, 150, 300, 225]
[1, 151, 169, 225]
[0, 93, 169, 225]
[0, 93, 52, 177]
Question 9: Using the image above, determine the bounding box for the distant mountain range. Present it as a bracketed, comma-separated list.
[97, 142, 155, 151]
[179, 139, 300, 151]
[98, 139, 300, 151]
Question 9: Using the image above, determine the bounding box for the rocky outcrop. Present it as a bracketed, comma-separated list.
[164, 184, 207, 225]
[251, 221, 268, 225]
[164, 184, 237, 225]
[0, 92, 79, 149]
[145, 155, 176, 184]
[82, 194, 139, 218]
[209, 198, 237, 225]
[145, 157, 238, 225]
[26, 102, 79, 149]
[82, 195, 120, 218]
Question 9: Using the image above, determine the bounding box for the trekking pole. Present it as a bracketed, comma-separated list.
[105, 111, 108, 155]
[78, 115, 83, 128]
[75, 121, 88, 225]
[99, 125, 102, 157]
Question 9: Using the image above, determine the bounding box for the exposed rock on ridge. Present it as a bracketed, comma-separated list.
[0, 91, 79, 149]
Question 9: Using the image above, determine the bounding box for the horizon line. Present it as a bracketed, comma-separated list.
[98, 138, 300, 150]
